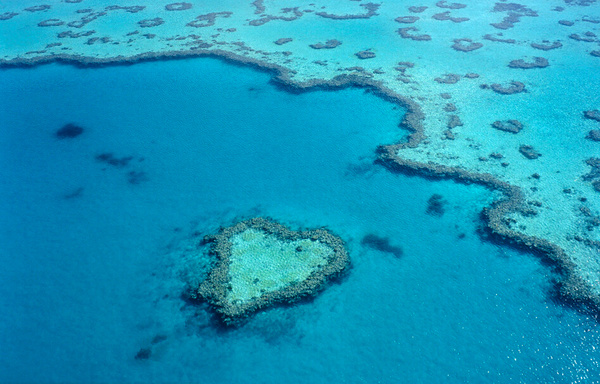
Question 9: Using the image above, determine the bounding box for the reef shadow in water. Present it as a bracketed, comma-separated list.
[361, 234, 403, 258]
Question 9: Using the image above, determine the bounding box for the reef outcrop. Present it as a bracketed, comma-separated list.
[491, 120, 523, 134]
[451, 38, 483, 52]
[508, 57, 549, 69]
[197, 217, 349, 325]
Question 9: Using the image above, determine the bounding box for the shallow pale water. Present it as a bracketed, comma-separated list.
[1, 57, 599, 383]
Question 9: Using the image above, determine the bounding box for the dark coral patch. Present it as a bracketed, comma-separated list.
[519, 145, 541, 159]
[361, 234, 403, 258]
[451, 38, 483, 52]
[398, 27, 431, 41]
[38, 19, 64, 27]
[491, 120, 523, 133]
[408, 6, 428, 13]
[56, 123, 84, 139]
[436, 1, 466, 9]
[490, 81, 526, 95]
[584, 110, 600, 122]
[310, 39, 342, 49]
[426, 194, 446, 216]
[530, 41, 562, 50]
[435, 73, 460, 84]
[432, 11, 469, 22]
[355, 50, 376, 59]
[587, 130, 600, 142]
[508, 57, 549, 69]
[165, 2, 192, 11]
[24, 5, 51, 12]
[138, 18, 164, 28]
[187, 12, 232, 28]
[0, 12, 19, 21]
[395, 16, 419, 23]
[274, 38, 292, 45]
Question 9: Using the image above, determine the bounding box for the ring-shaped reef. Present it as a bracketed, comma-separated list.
[197, 217, 350, 325]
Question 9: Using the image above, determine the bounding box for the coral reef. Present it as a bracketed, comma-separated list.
[398, 27, 431, 41]
[165, 2, 192, 11]
[451, 38, 483, 52]
[491, 120, 523, 134]
[197, 217, 349, 325]
[138, 18, 164, 28]
[55, 123, 84, 139]
[355, 50, 376, 59]
[490, 81, 526, 95]
[519, 145, 542, 159]
[508, 57, 549, 69]
[310, 40, 342, 49]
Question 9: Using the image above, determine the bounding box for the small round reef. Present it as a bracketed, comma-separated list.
[197, 217, 349, 325]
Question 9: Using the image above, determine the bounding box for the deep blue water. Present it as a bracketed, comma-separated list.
[1, 58, 599, 383]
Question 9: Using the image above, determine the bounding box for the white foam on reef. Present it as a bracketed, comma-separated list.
[1, 0, 598, 301]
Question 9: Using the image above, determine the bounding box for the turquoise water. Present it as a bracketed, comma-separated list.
[1, 58, 599, 383]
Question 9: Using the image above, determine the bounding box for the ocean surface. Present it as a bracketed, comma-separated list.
[1, 56, 599, 382]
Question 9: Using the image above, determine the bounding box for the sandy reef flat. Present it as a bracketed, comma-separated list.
[1, 0, 599, 311]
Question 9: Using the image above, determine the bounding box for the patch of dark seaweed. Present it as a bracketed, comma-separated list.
[452, 38, 483, 52]
[395, 16, 419, 23]
[590, 50, 600, 57]
[464, 73, 479, 79]
[559, 20, 575, 26]
[315, 2, 380, 19]
[398, 27, 431, 41]
[361, 234, 403, 258]
[531, 41, 562, 50]
[56, 123, 84, 138]
[166, 2, 192, 11]
[582, 16, 600, 23]
[2, 46, 598, 317]
[508, 57, 549, 69]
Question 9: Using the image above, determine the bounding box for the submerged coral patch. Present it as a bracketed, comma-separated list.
[398, 27, 431, 41]
[197, 217, 349, 325]
[508, 57, 549, 69]
[55, 123, 84, 139]
[491, 120, 523, 133]
[165, 2, 192, 11]
[451, 38, 483, 52]
[138, 18, 164, 28]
